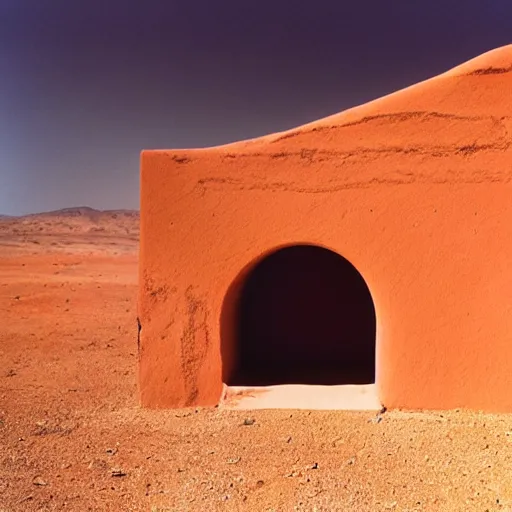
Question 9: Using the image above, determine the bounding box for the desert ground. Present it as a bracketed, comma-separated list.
[1, 209, 512, 511]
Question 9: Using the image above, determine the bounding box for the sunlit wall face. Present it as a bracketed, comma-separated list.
[1, 1, 510, 215]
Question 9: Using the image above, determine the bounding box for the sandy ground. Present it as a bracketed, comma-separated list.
[2, 210, 512, 511]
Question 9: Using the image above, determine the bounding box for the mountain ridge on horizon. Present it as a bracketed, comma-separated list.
[0, 206, 140, 219]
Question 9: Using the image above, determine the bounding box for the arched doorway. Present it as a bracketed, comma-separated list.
[224, 245, 376, 386]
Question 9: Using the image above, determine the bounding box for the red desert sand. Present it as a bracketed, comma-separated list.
[2, 209, 512, 510]
[139, 45, 512, 412]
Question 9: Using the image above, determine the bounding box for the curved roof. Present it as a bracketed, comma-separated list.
[211, 45, 512, 154]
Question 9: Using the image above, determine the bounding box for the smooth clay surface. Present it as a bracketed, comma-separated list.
[139, 45, 512, 412]
[221, 384, 382, 411]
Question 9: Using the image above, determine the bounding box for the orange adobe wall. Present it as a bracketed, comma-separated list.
[138, 45, 512, 412]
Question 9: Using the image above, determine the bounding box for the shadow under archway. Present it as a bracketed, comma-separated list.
[222, 245, 376, 387]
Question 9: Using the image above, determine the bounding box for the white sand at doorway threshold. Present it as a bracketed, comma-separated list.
[221, 384, 381, 410]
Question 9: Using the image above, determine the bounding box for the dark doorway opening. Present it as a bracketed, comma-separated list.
[227, 245, 376, 386]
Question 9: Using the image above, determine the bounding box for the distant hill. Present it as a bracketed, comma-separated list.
[0, 207, 139, 219]
[0, 207, 140, 238]
[22, 207, 139, 219]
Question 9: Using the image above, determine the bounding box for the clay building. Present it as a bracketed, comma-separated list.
[138, 45, 512, 412]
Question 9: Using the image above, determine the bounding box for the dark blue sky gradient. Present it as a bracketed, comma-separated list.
[1, 1, 510, 214]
